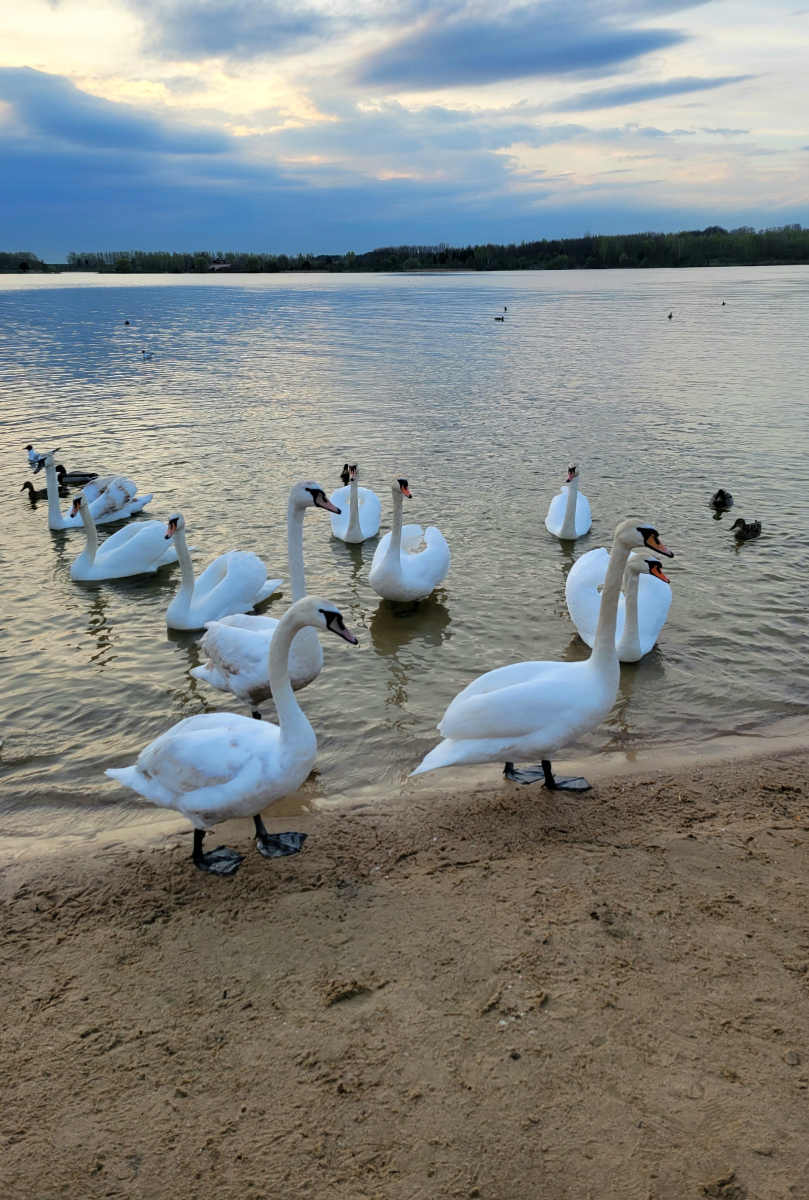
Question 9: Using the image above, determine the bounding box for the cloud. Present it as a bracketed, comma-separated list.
[129, 0, 332, 60]
[700, 126, 750, 135]
[355, 1, 688, 91]
[551, 73, 755, 111]
[0, 67, 228, 153]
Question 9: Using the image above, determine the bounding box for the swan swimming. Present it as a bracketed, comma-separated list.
[411, 519, 673, 790]
[68, 493, 181, 580]
[545, 464, 592, 541]
[106, 596, 358, 875]
[329, 463, 381, 543]
[368, 476, 450, 603]
[565, 548, 671, 662]
[164, 513, 282, 630]
[39, 454, 152, 530]
[191, 480, 340, 715]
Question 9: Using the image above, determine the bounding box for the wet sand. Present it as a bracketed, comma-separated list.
[2, 750, 809, 1199]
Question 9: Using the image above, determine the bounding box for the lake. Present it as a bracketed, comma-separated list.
[1, 266, 807, 840]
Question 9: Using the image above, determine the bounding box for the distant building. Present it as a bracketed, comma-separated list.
[208, 260, 231, 271]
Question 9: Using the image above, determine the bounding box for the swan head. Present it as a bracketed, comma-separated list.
[340, 463, 359, 485]
[290, 480, 341, 514]
[69, 492, 88, 518]
[391, 475, 412, 498]
[165, 513, 185, 540]
[292, 596, 359, 644]
[626, 553, 670, 584]
[566, 464, 580, 483]
[615, 519, 673, 558]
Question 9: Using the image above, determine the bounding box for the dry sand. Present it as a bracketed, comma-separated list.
[2, 751, 809, 1200]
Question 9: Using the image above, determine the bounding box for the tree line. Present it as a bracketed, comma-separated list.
[3, 225, 809, 273]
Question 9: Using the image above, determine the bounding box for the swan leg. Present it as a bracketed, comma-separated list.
[192, 829, 244, 875]
[254, 814, 308, 860]
[503, 760, 591, 791]
[252, 711, 262, 720]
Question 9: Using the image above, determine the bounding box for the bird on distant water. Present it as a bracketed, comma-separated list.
[722, 301, 726, 306]
[731, 518, 761, 541]
[494, 315, 505, 322]
[668, 311, 673, 320]
[710, 488, 733, 510]
[141, 349, 153, 360]
[504, 306, 507, 311]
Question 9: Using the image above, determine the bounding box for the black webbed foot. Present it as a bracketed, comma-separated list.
[252, 710, 262, 720]
[504, 760, 592, 792]
[192, 830, 244, 875]
[254, 815, 307, 860]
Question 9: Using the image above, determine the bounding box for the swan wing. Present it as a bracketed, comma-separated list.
[442, 659, 562, 722]
[98, 521, 174, 573]
[370, 531, 392, 572]
[544, 488, 567, 536]
[357, 487, 381, 537]
[91, 476, 138, 517]
[439, 661, 596, 743]
[254, 578, 283, 603]
[565, 547, 609, 648]
[400, 525, 450, 591]
[575, 491, 592, 536]
[192, 551, 268, 614]
[198, 618, 276, 687]
[635, 574, 673, 654]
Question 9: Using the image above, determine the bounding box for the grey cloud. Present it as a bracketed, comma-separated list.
[130, 0, 330, 60]
[700, 126, 750, 135]
[551, 74, 755, 111]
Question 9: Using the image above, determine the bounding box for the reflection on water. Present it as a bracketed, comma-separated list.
[1, 267, 808, 839]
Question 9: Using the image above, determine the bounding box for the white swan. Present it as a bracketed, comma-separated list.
[368, 476, 450, 603]
[565, 548, 672, 662]
[411, 519, 673, 789]
[545, 464, 592, 540]
[40, 454, 152, 530]
[69, 493, 180, 580]
[329, 463, 381, 543]
[106, 596, 358, 875]
[191, 480, 341, 715]
[164, 513, 283, 631]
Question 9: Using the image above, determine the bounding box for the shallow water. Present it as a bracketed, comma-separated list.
[1, 267, 808, 839]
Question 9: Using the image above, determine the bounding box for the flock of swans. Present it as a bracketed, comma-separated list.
[24, 447, 674, 876]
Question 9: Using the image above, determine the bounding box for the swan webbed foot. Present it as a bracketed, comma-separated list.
[251, 710, 262, 720]
[503, 760, 592, 791]
[254, 815, 308, 860]
[192, 830, 244, 875]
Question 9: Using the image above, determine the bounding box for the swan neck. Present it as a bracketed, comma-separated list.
[559, 475, 579, 539]
[45, 460, 64, 526]
[346, 478, 362, 540]
[268, 611, 312, 737]
[287, 500, 307, 602]
[385, 489, 403, 563]
[591, 538, 633, 668]
[78, 502, 99, 562]
[173, 527, 196, 600]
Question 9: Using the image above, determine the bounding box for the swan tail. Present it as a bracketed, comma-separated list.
[254, 578, 284, 603]
[105, 766, 175, 807]
[190, 663, 230, 691]
[410, 739, 466, 776]
[129, 494, 153, 514]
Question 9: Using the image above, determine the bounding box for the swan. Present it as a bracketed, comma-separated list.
[55, 464, 99, 486]
[545, 464, 592, 541]
[164, 513, 283, 631]
[565, 547, 672, 662]
[329, 464, 381, 543]
[39, 454, 152, 530]
[411, 519, 673, 789]
[368, 476, 450, 603]
[191, 480, 341, 715]
[68, 493, 181, 581]
[106, 596, 358, 875]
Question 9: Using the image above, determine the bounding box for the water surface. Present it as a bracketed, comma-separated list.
[1, 267, 807, 839]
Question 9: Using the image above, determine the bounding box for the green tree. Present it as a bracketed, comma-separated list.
[114, 257, 131, 273]
[194, 255, 209, 272]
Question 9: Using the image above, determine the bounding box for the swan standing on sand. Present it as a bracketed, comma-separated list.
[68, 493, 181, 581]
[191, 481, 341, 715]
[545, 464, 592, 540]
[163, 513, 282, 630]
[106, 597, 359, 875]
[369, 476, 450, 603]
[329, 464, 381, 543]
[565, 548, 671, 662]
[39, 454, 152, 530]
[411, 520, 673, 790]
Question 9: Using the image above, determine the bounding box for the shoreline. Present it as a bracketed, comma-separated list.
[2, 744, 808, 1198]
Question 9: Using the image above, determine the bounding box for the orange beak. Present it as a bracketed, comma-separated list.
[400, 484, 412, 498]
[644, 532, 673, 558]
[165, 520, 177, 540]
[650, 562, 670, 584]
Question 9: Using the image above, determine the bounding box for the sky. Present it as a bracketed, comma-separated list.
[0, 0, 807, 257]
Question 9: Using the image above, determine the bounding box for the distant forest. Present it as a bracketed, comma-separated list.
[4, 224, 809, 273]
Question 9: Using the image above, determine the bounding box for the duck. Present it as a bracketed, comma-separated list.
[494, 315, 505, 322]
[368, 476, 450, 603]
[328, 463, 381, 543]
[21, 479, 67, 501]
[565, 548, 672, 662]
[411, 519, 673, 789]
[164, 513, 283, 630]
[668, 311, 673, 320]
[731, 518, 761, 540]
[141, 350, 153, 361]
[191, 480, 341, 715]
[710, 488, 733, 510]
[68, 493, 181, 580]
[37, 454, 152, 530]
[55, 464, 99, 487]
[106, 596, 358, 875]
[545, 464, 592, 541]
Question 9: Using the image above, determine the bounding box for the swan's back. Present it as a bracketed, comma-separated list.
[633, 574, 672, 655]
[545, 486, 591, 538]
[565, 548, 615, 647]
[328, 485, 381, 539]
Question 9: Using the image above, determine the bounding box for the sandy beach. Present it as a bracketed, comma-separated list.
[2, 749, 808, 1200]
